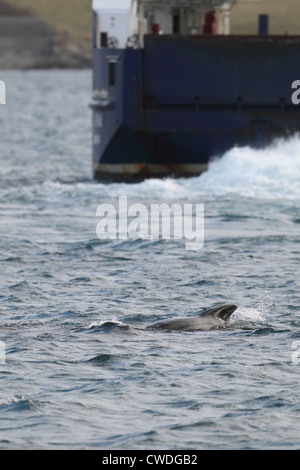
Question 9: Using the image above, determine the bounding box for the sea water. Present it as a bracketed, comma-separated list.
[0, 70, 299, 449]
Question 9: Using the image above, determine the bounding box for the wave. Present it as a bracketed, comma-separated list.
[194, 134, 300, 200]
[104, 134, 300, 201]
[76, 320, 134, 334]
[95, 134, 300, 201]
[17, 134, 300, 203]
[0, 396, 43, 413]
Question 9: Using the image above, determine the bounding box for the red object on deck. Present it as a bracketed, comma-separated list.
[203, 11, 217, 35]
[152, 23, 160, 34]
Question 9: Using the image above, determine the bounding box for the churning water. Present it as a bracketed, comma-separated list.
[0, 70, 299, 449]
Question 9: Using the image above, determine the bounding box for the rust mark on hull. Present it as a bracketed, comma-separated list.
[94, 163, 208, 182]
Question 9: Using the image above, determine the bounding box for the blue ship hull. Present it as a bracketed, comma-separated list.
[91, 35, 300, 180]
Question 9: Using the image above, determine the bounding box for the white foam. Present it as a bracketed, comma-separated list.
[42, 134, 300, 203]
[103, 133, 300, 201]
[87, 319, 126, 329]
[231, 307, 265, 325]
[193, 134, 300, 200]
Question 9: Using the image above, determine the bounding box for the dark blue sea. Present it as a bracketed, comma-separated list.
[0, 70, 299, 450]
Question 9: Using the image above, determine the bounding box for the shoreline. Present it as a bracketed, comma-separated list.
[0, 15, 91, 70]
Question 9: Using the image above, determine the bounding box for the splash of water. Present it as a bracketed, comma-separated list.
[231, 307, 266, 325]
[41, 134, 300, 203]
[95, 134, 300, 201]
[194, 134, 300, 200]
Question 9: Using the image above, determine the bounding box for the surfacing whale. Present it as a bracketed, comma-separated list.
[146, 304, 237, 332]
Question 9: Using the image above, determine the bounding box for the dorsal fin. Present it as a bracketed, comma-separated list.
[202, 304, 237, 322]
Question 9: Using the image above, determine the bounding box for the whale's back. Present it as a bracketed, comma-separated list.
[146, 304, 237, 332]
